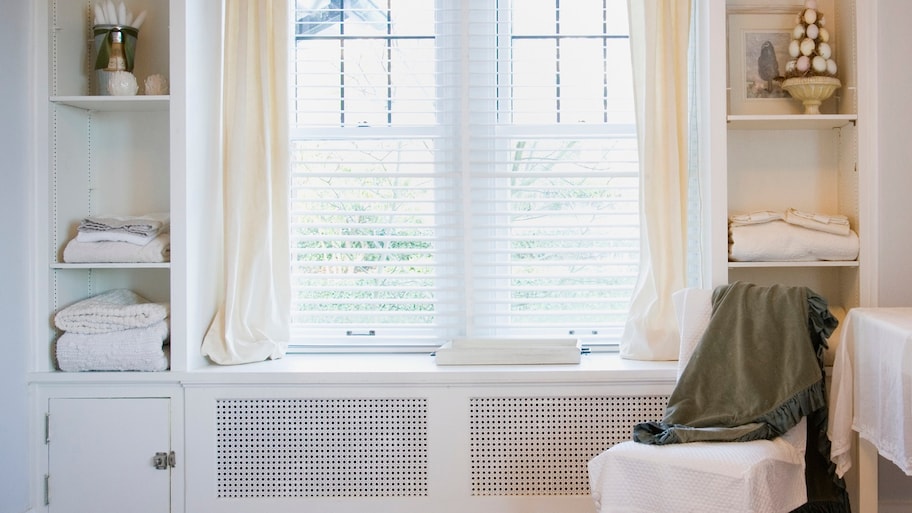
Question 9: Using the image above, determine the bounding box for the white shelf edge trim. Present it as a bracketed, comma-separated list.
[50, 95, 170, 112]
[728, 261, 860, 268]
[50, 263, 171, 269]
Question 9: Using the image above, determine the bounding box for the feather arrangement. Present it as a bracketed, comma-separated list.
[93, 0, 146, 30]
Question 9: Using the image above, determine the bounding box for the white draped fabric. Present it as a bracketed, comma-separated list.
[830, 307, 912, 477]
[620, 0, 693, 360]
[201, 1, 291, 365]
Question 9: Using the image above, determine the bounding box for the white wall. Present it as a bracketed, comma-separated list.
[875, 4, 912, 303]
[873, 0, 912, 507]
[0, 0, 32, 512]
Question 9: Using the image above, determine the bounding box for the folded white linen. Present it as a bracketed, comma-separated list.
[78, 212, 169, 237]
[729, 220, 859, 262]
[54, 288, 169, 334]
[76, 229, 156, 246]
[56, 320, 170, 372]
[63, 232, 170, 263]
[729, 210, 783, 226]
[784, 207, 851, 236]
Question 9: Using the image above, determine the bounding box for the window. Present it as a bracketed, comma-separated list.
[290, 0, 637, 351]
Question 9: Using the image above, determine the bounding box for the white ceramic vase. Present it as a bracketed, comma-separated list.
[107, 71, 139, 96]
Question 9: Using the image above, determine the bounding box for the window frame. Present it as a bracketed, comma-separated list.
[288, 0, 638, 353]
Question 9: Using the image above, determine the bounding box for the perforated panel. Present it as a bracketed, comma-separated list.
[469, 395, 668, 496]
[215, 398, 429, 497]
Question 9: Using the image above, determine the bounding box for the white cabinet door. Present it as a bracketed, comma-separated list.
[48, 398, 171, 513]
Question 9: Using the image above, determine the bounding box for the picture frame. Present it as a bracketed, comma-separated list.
[728, 11, 802, 115]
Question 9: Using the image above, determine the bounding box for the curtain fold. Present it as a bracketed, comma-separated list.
[201, 1, 291, 365]
[620, 0, 693, 360]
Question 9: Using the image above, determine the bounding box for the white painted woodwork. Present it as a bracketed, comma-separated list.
[48, 398, 171, 513]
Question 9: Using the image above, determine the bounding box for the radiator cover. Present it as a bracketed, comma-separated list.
[215, 398, 430, 498]
[211, 394, 667, 499]
[468, 395, 667, 495]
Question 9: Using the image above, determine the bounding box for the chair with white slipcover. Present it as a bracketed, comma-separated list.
[588, 286, 840, 513]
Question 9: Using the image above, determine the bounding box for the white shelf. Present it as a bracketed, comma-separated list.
[51, 95, 169, 112]
[728, 261, 859, 268]
[727, 114, 857, 130]
[51, 263, 170, 269]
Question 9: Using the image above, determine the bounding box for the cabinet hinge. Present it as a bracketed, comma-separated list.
[153, 451, 176, 470]
[44, 474, 50, 506]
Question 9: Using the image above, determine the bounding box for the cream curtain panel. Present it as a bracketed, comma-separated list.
[201, 1, 291, 365]
[620, 0, 692, 360]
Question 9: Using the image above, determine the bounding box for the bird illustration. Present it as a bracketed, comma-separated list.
[757, 40, 782, 94]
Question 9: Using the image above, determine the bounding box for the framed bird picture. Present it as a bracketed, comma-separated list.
[728, 10, 804, 115]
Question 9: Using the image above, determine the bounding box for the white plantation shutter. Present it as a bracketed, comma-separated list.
[289, 0, 638, 351]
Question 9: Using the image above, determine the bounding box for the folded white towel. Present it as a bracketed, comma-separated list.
[729, 210, 783, 226]
[54, 289, 169, 334]
[56, 320, 170, 372]
[784, 207, 851, 236]
[63, 232, 170, 263]
[729, 220, 859, 262]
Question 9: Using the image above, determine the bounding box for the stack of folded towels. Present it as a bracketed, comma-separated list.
[63, 213, 170, 263]
[729, 208, 859, 262]
[54, 289, 170, 371]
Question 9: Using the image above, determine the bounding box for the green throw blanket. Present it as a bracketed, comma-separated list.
[634, 282, 849, 513]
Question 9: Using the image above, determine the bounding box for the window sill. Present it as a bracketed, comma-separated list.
[30, 352, 679, 387]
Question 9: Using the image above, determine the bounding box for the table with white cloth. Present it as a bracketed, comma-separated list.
[829, 307, 912, 513]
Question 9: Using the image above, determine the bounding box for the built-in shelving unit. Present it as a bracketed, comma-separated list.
[35, 0, 221, 376]
[709, 0, 863, 313]
[705, 8, 872, 507]
[41, 0, 173, 376]
[32, 1, 222, 508]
